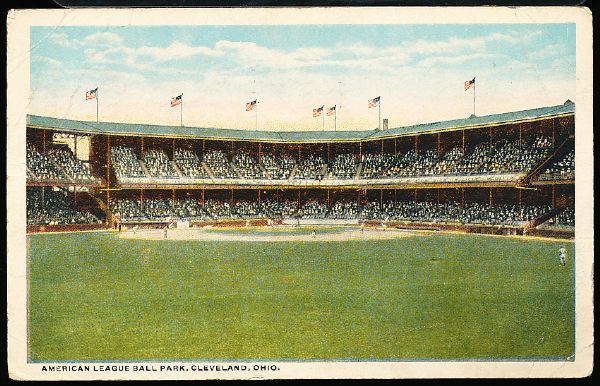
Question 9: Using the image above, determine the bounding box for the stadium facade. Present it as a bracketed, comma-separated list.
[25, 100, 575, 238]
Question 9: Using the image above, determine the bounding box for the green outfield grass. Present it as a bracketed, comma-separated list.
[28, 230, 574, 361]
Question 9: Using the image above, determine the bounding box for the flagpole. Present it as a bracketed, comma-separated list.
[378, 98, 381, 130]
[96, 88, 99, 123]
[334, 107, 337, 131]
[256, 101, 258, 130]
[180, 95, 183, 127]
[473, 78, 476, 116]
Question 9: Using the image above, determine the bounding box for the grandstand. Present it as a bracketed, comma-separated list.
[25, 100, 575, 238]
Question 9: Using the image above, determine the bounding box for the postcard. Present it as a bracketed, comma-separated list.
[6, 6, 593, 379]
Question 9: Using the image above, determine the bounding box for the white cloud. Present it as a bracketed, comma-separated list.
[416, 53, 499, 67]
[46, 32, 76, 48]
[136, 41, 223, 62]
[82, 32, 123, 48]
[32, 55, 62, 66]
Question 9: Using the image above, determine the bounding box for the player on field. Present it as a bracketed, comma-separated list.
[559, 245, 567, 266]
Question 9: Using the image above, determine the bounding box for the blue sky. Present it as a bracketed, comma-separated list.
[30, 24, 575, 131]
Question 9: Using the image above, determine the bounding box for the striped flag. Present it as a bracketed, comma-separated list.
[368, 96, 380, 108]
[313, 105, 324, 117]
[464, 78, 475, 90]
[85, 87, 97, 100]
[246, 100, 257, 111]
[171, 94, 183, 107]
[326, 105, 336, 116]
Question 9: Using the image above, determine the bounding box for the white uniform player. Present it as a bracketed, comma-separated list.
[559, 245, 567, 266]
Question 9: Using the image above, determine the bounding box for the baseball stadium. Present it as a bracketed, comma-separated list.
[26, 100, 575, 361]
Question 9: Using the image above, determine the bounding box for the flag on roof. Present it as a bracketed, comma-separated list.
[85, 88, 97, 100]
[326, 105, 336, 116]
[313, 105, 324, 117]
[171, 94, 183, 107]
[246, 100, 257, 111]
[368, 96, 380, 108]
[464, 78, 475, 90]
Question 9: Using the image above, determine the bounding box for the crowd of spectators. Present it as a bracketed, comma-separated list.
[27, 143, 69, 182]
[99, 136, 558, 183]
[174, 149, 210, 178]
[547, 208, 574, 227]
[327, 200, 360, 219]
[328, 153, 359, 179]
[361, 153, 388, 178]
[111, 198, 207, 221]
[539, 149, 574, 180]
[143, 149, 179, 178]
[27, 189, 101, 225]
[110, 146, 146, 178]
[296, 155, 327, 179]
[45, 148, 98, 183]
[203, 199, 231, 218]
[297, 200, 328, 218]
[360, 200, 550, 226]
[106, 196, 555, 227]
[203, 150, 238, 178]
[260, 153, 296, 179]
[232, 151, 269, 179]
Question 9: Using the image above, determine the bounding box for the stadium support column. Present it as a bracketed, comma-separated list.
[415, 136, 418, 154]
[489, 127, 492, 146]
[258, 189, 261, 204]
[327, 143, 330, 163]
[552, 119, 555, 148]
[327, 189, 330, 207]
[552, 186, 555, 208]
[462, 130, 465, 152]
[141, 137, 145, 159]
[519, 123, 523, 144]
[437, 133, 441, 156]
[171, 189, 175, 207]
[230, 189, 234, 206]
[74, 134, 78, 159]
[359, 142, 362, 160]
[380, 189, 383, 206]
[202, 140, 205, 159]
[106, 135, 111, 212]
[202, 189, 205, 207]
[43, 130, 46, 152]
[381, 139, 384, 155]
[489, 188, 493, 206]
[140, 189, 144, 208]
[394, 138, 397, 155]
[519, 189, 522, 208]
[461, 188, 464, 206]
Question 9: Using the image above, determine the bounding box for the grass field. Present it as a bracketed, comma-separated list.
[28, 230, 574, 361]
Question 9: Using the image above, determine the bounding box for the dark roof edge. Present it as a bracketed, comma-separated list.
[26, 101, 574, 143]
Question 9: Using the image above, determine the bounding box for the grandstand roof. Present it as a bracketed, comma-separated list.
[27, 100, 574, 143]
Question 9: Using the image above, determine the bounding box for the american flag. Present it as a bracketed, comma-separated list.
[85, 88, 97, 100]
[464, 78, 475, 90]
[171, 94, 183, 107]
[368, 96, 380, 108]
[326, 105, 336, 116]
[246, 100, 257, 111]
[313, 105, 324, 117]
